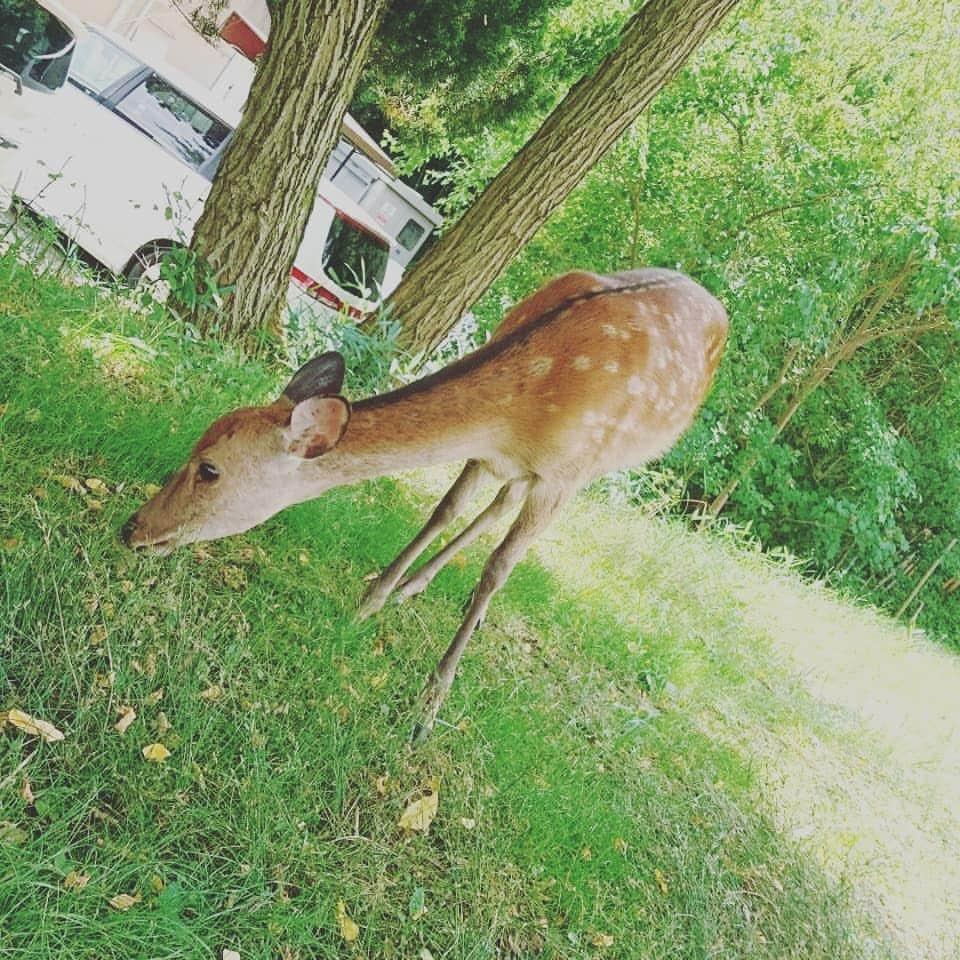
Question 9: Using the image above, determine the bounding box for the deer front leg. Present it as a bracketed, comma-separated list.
[412, 481, 569, 744]
[357, 460, 485, 621]
[394, 477, 529, 604]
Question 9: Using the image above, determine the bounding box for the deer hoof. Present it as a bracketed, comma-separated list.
[410, 673, 451, 745]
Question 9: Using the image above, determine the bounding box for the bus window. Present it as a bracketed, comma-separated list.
[323, 214, 388, 299]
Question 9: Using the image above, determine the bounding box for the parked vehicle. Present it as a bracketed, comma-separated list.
[0, 0, 82, 204]
[6, 24, 440, 318]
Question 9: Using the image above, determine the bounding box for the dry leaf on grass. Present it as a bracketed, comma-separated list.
[64, 871, 90, 891]
[336, 900, 360, 942]
[654, 868, 670, 895]
[20, 779, 34, 804]
[0, 821, 28, 844]
[398, 777, 440, 834]
[52, 474, 84, 494]
[459, 817, 476, 830]
[115, 706, 137, 735]
[200, 685, 222, 702]
[2, 708, 65, 742]
[590, 933, 615, 948]
[84, 478, 110, 496]
[109, 892, 142, 911]
[142, 742, 171, 762]
[222, 950, 241, 960]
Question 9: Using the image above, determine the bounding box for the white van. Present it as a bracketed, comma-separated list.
[0, 0, 83, 204]
[6, 24, 437, 319]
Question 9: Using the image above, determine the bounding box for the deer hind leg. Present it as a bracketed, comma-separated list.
[357, 460, 486, 621]
[412, 480, 570, 744]
[394, 476, 530, 605]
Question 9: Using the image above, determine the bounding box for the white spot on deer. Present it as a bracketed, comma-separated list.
[573, 355, 592, 371]
[627, 375, 648, 397]
[601, 323, 630, 341]
[528, 356, 554, 377]
[604, 360, 619, 374]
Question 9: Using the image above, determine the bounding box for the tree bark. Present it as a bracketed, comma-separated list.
[189, 0, 386, 347]
[386, 0, 741, 357]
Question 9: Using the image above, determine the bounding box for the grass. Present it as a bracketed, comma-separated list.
[1, 252, 956, 959]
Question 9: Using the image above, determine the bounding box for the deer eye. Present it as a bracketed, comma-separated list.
[197, 461, 220, 484]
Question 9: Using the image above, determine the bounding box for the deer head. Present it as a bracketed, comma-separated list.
[121, 352, 350, 553]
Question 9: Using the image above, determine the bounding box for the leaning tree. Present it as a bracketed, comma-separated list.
[385, 0, 741, 356]
[188, 0, 387, 346]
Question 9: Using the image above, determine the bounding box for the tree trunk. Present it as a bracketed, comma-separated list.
[189, 0, 386, 348]
[387, 0, 741, 357]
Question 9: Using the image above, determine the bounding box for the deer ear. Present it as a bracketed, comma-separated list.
[286, 396, 350, 459]
[282, 351, 346, 402]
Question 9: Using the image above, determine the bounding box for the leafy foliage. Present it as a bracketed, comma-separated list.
[451, 0, 959, 645]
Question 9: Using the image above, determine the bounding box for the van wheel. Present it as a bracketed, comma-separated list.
[125, 244, 173, 304]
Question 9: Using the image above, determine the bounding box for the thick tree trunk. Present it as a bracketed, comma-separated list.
[387, 0, 741, 357]
[189, 0, 386, 347]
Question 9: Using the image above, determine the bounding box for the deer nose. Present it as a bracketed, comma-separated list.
[119, 514, 139, 546]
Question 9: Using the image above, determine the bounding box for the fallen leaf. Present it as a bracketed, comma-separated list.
[298, 551, 310, 565]
[109, 892, 142, 911]
[199, 685, 222, 702]
[142, 742, 171, 762]
[84, 477, 110, 495]
[53, 474, 84, 494]
[89, 625, 108, 647]
[222, 950, 241, 960]
[420, 949, 435, 960]
[149, 875, 165, 894]
[369, 671, 389, 690]
[398, 778, 440, 834]
[146, 688, 164, 706]
[84, 498, 105, 512]
[20, 778, 34, 804]
[64, 871, 90, 891]
[580, 846, 593, 861]
[374, 774, 390, 796]
[0, 821, 28, 844]
[115, 706, 137, 735]
[459, 817, 476, 830]
[336, 900, 360, 942]
[613, 837, 628, 854]
[2, 537, 20, 551]
[590, 932, 615, 948]
[220, 565, 247, 590]
[155, 712, 171, 735]
[2, 708, 65, 743]
[120, 580, 135, 594]
[654, 868, 669, 895]
[143, 483, 163, 497]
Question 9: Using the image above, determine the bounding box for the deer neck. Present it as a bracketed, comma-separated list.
[299, 374, 493, 494]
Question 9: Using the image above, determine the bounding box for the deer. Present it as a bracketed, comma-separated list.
[121, 268, 728, 741]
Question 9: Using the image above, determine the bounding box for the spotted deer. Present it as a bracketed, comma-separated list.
[122, 268, 728, 740]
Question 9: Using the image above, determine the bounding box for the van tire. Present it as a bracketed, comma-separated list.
[125, 243, 175, 303]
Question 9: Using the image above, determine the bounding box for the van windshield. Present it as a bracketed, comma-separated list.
[68, 29, 140, 97]
[114, 73, 232, 172]
[323, 214, 388, 299]
[0, 0, 74, 90]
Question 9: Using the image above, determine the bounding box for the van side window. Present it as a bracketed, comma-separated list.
[114, 74, 230, 171]
[397, 218, 425, 252]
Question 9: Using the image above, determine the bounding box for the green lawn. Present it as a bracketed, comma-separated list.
[2, 254, 956, 959]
